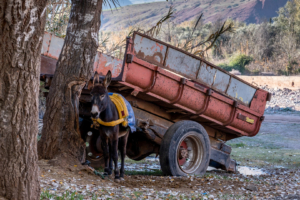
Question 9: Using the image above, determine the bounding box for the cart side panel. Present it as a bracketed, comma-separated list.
[197, 63, 217, 86]
[165, 48, 200, 79]
[134, 34, 167, 66]
[250, 89, 270, 114]
[125, 62, 154, 89]
[212, 70, 231, 92]
[177, 86, 207, 111]
[48, 35, 64, 60]
[40, 32, 123, 78]
[133, 32, 260, 107]
[226, 78, 257, 105]
[41, 56, 57, 75]
[41, 32, 52, 56]
[94, 53, 123, 77]
[230, 110, 262, 135]
[123, 55, 263, 136]
[204, 98, 235, 124]
[150, 74, 185, 102]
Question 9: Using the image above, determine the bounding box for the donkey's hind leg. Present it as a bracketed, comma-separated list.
[118, 129, 129, 178]
[111, 138, 120, 179]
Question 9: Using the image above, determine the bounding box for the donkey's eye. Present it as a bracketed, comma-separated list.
[100, 95, 105, 100]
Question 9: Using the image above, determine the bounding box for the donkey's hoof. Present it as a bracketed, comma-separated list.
[104, 168, 112, 175]
[103, 172, 109, 176]
[120, 177, 125, 181]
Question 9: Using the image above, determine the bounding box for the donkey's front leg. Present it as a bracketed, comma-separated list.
[109, 156, 113, 175]
[111, 139, 120, 179]
[101, 138, 112, 175]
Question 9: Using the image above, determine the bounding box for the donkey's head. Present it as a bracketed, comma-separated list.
[90, 71, 112, 119]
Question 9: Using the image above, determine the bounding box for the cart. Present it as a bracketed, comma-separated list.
[40, 31, 271, 176]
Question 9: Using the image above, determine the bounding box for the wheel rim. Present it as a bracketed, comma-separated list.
[176, 132, 204, 174]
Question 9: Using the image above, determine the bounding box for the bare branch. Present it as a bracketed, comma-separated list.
[145, 6, 174, 37]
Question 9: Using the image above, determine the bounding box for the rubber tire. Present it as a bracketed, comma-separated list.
[159, 120, 211, 176]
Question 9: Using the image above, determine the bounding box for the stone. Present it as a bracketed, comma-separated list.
[245, 185, 258, 191]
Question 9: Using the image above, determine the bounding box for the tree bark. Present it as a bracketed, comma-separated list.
[38, 0, 102, 165]
[0, 0, 48, 199]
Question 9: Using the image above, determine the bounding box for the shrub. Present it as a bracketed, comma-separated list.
[219, 54, 253, 73]
[229, 142, 247, 148]
[218, 63, 233, 72]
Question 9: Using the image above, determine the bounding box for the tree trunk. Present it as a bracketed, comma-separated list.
[0, 0, 48, 199]
[38, 0, 102, 165]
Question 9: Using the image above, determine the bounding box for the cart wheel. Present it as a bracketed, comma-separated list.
[159, 120, 210, 176]
[86, 131, 105, 168]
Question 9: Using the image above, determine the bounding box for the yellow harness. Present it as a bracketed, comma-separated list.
[91, 93, 129, 128]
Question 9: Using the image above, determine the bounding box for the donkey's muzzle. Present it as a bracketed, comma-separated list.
[91, 112, 98, 118]
[91, 104, 100, 118]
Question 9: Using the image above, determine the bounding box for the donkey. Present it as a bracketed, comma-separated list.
[90, 70, 129, 180]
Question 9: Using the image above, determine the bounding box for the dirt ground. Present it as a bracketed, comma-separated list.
[39, 112, 300, 200]
[39, 159, 300, 200]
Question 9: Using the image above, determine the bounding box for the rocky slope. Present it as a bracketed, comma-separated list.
[101, 0, 288, 31]
[263, 86, 300, 112]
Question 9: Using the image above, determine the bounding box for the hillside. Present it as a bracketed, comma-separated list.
[102, 0, 133, 10]
[101, 0, 288, 31]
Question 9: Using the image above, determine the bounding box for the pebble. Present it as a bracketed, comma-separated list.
[245, 185, 258, 191]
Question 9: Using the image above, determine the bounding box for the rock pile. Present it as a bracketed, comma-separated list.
[261, 86, 300, 112]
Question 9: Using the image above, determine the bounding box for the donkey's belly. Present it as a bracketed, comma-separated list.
[118, 128, 129, 138]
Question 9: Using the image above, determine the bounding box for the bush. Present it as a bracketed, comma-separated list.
[218, 63, 234, 71]
[229, 142, 247, 148]
[219, 54, 253, 73]
[229, 54, 253, 70]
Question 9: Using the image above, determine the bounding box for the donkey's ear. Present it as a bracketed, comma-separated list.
[103, 70, 112, 88]
[93, 72, 101, 85]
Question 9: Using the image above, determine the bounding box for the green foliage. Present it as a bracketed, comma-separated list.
[228, 142, 247, 148]
[229, 54, 253, 69]
[273, 0, 300, 36]
[219, 54, 253, 73]
[45, 0, 71, 37]
[40, 190, 95, 200]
